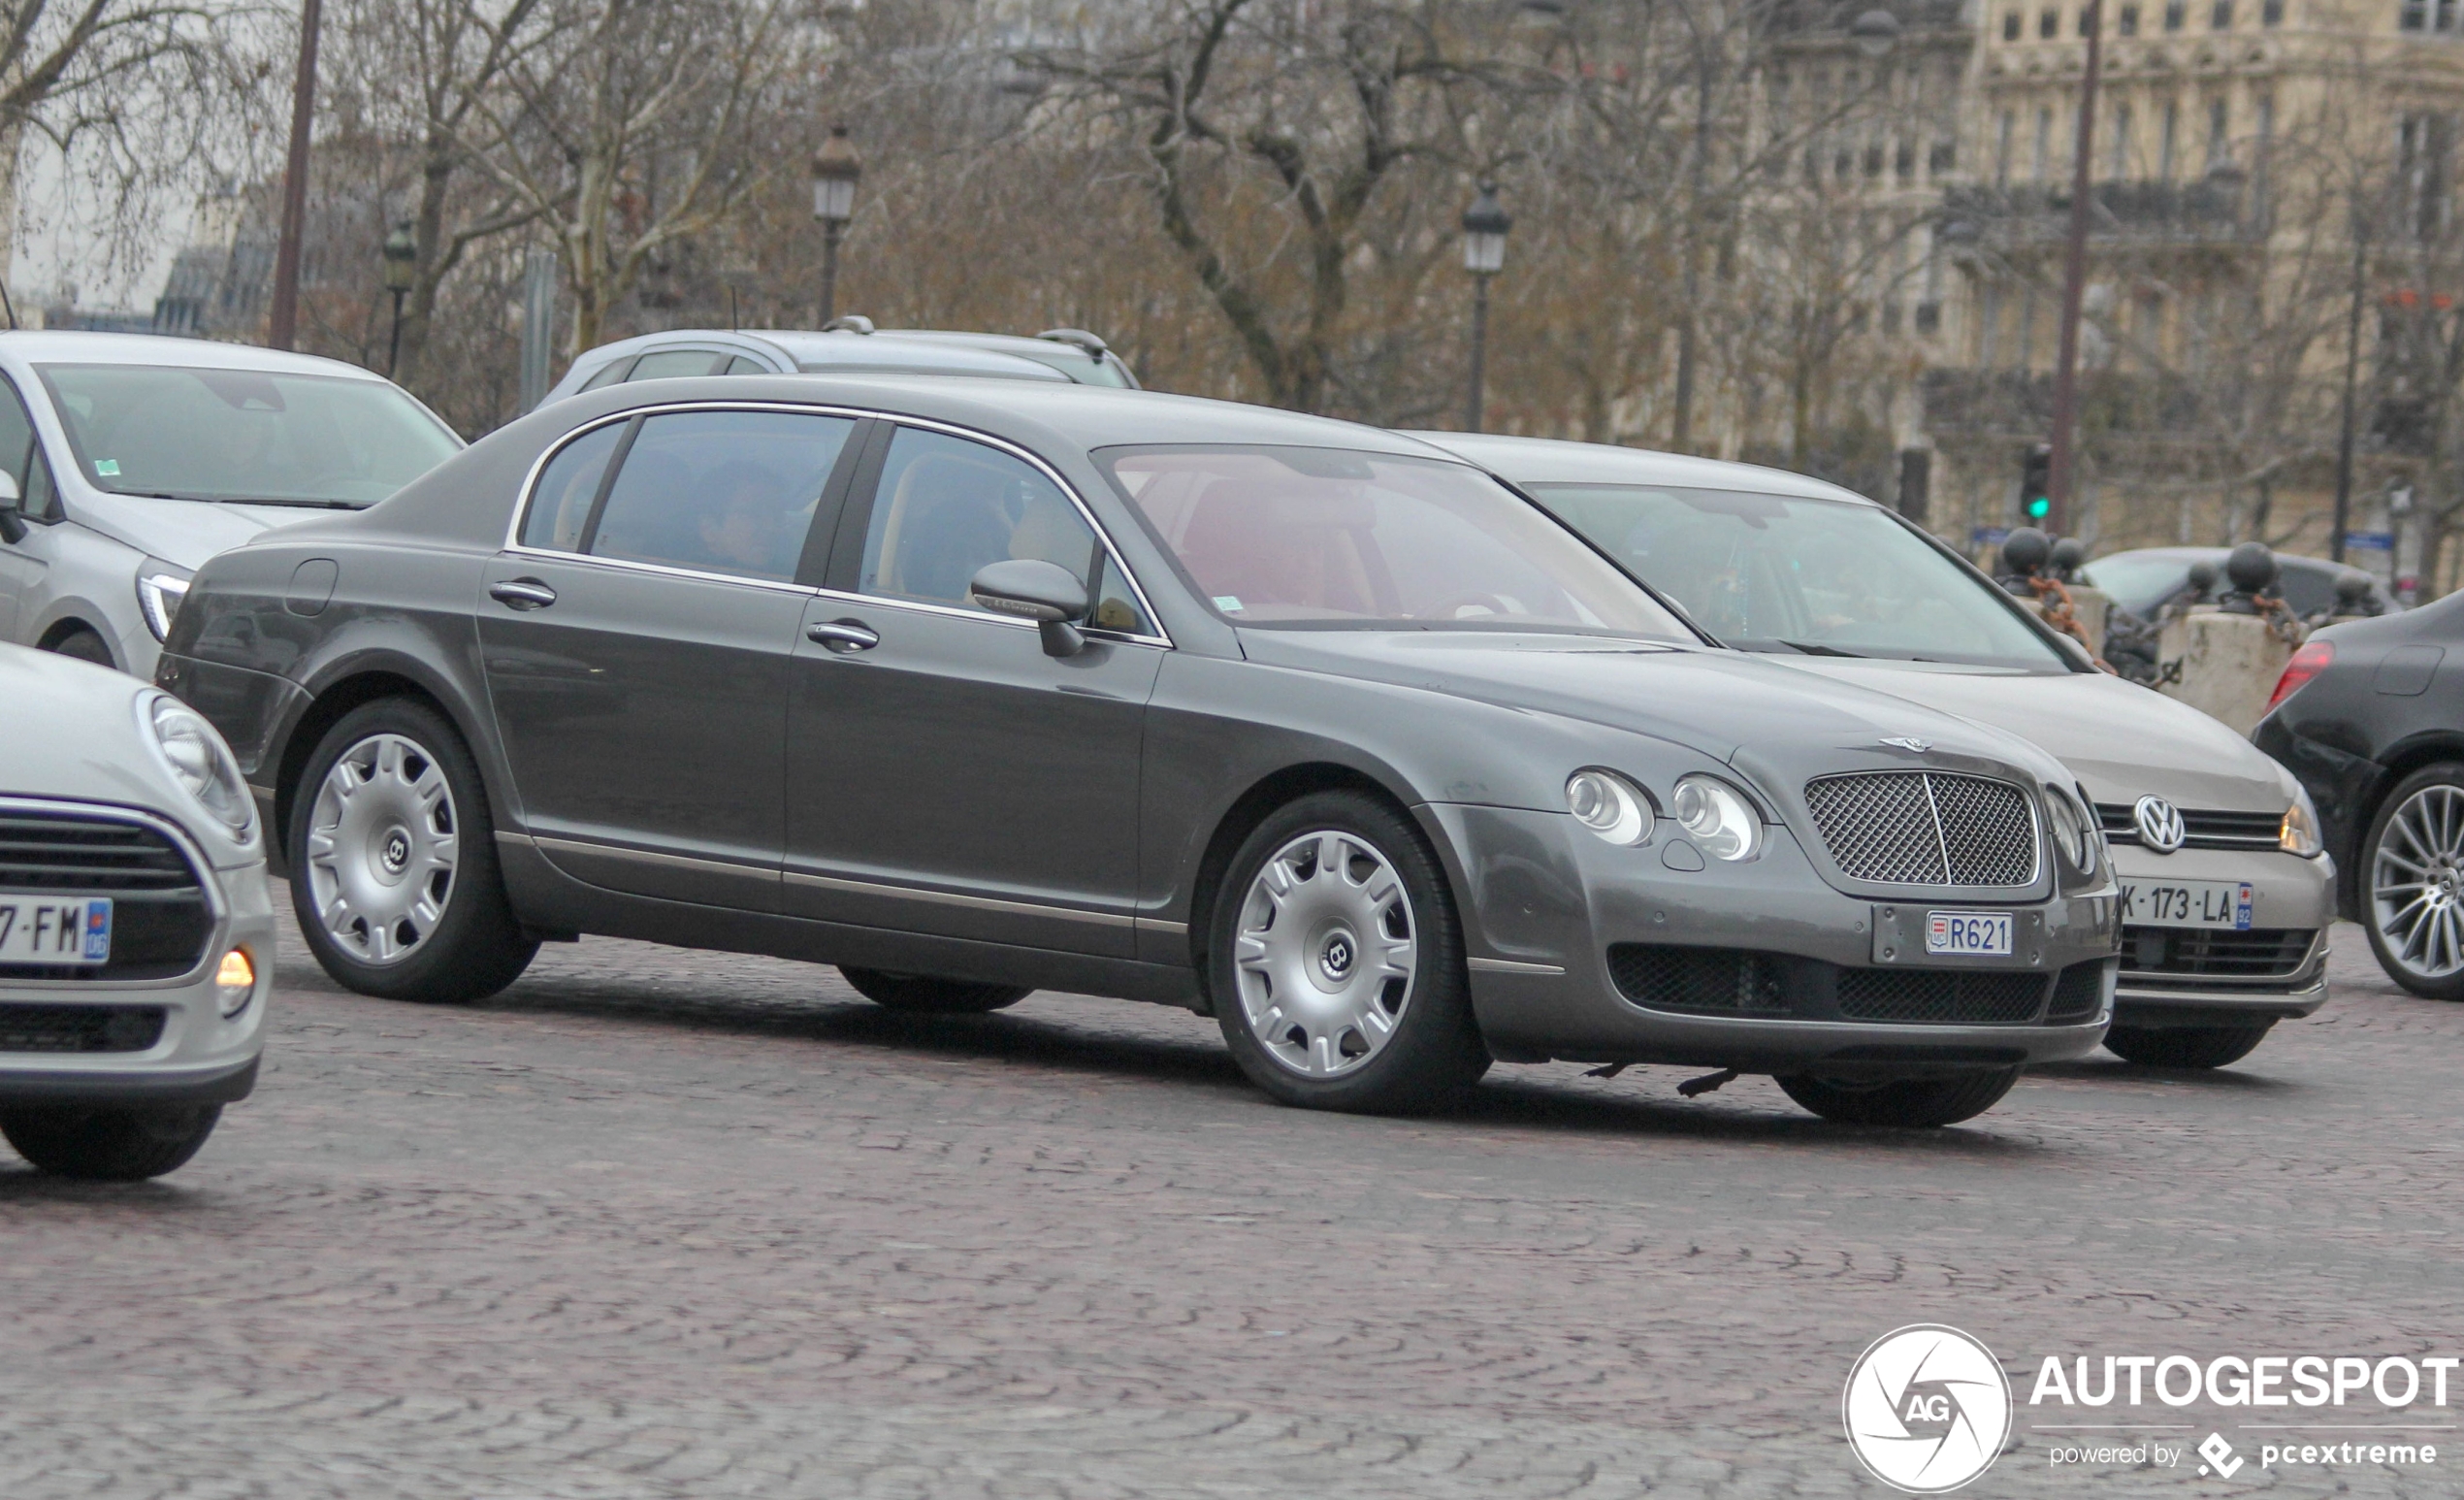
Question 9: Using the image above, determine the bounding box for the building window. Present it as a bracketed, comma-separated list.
[2210, 0, 2231, 25]
[2261, 0, 2283, 20]
[2035, 106, 2054, 179]
[2442, 0, 2459, 28]
[1996, 110, 2016, 183]
[2112, 104, 2133, 177]
[2206, 99, 2229, 168]
[1929, 140, 1959, 173]
[2006, 8, 2024, 36]
[2400, 114, 2454, 239]
[2403, 0, 2428, 27]
[2160, 100, 2179, 177]
[2040, 6, 2060, 34]
[1897, 141, 1917, 178]
[2165, 0, 2187, 26]
[2120, 2, 2142, 30]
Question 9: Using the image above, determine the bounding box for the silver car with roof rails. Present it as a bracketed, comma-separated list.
[539, 322, 1138, 408]
[1416, 431, 2334, 1071]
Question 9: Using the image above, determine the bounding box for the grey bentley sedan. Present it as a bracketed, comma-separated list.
[156, 377, 2119, 1125]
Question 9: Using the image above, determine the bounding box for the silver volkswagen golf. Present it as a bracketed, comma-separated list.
[0, 643, 271, 1178]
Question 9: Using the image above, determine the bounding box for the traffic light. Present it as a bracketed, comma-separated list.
[2020, 443, 2053, 521]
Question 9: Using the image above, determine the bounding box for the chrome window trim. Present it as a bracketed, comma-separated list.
[0, 795, 231, 993]
[502, 399, 1174, 648]
[532, 833, 781, 884]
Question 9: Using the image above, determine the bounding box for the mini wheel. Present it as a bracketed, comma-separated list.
[2, 1105, 221, 1180]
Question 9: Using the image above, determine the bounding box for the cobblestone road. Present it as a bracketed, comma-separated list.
[4, 916, 2457, 1498]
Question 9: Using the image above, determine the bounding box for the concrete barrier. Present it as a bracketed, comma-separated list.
[2154, 608, 2295, 734]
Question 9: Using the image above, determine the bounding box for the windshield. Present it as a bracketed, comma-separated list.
[1102, 446, 1690, 637]
[1525, 483, 2071, 670]
[38, 363, 463, 508]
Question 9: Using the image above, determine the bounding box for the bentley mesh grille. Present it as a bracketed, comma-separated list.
[2046, 961, 2109, 1022]
[1804, 772, 2038, 887]
[1606, 944, 1791, 1014]
[1835, 968, 2049, 1025]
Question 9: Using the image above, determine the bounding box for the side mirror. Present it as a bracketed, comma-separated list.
[0, 470, 21, 544]
[969, 558, 1089, 658]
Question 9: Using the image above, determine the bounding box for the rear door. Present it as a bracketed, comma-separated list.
[479, 406, 865, 910]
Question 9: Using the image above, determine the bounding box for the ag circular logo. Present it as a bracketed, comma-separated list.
[1843, 1324, 2012, 1493]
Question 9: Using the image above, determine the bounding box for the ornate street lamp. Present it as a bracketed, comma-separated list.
[381, 220, 416, 376]
[811, 124, 862, 326]
[1461, 181, 1511, 433]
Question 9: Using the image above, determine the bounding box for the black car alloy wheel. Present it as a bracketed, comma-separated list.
[2362, 763, 2464, 999]
[1209, 791, 1489, 1114]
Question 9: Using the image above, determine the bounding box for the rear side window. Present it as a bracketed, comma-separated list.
[856, 426, 1103, 613]
[587, 410, 856, 581]
[724, 357, 769, 375]
[626, 349, 725, 381]
[577, 359, 631, 391]
[519, 421, 625, 550]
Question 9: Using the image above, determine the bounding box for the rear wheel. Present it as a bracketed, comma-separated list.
[2103, 1022, 2274, 1069]
[291, 698, 536, 1003]
[1775, 1068, 2020, 1128]
[2, 1105, 221, 1180]
[42, 626, 113, 668]
[2362, 764, 2464, 999]
[838, 967, 1030, 1014]
[1208, 791, 1489, 1114]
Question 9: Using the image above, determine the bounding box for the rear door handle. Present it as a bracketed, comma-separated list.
[489, 578, 558, 610]
[807, 618, 880, 653]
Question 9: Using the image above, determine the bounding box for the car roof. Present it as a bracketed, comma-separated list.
[0, 329, 394, 380]
[1399, 430, 1880, 505]
[572, 329, 1072, 384]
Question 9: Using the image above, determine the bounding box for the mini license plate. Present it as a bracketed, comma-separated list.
[2118, 879, 2254, 930]
[1925, 909, 2013, 958]
[0, 896, 113, 965]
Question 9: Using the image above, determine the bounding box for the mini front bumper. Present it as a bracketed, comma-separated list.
[0, 856, 273, 1109]
[2106, 843, 2334, 1027]
[1426, 803, 2119, 1077]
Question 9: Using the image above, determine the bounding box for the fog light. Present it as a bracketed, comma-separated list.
[215, 948, 255, 1017]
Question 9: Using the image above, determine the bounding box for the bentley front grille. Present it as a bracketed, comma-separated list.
[1803, 772, 2038, 887]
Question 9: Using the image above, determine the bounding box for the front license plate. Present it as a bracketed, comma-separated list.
[2118, 879, 2254, 930]
[1926, 910, 2013, 957]
[0, 896, 113, 964]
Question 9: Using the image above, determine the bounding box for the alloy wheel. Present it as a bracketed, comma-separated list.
[305, 732, 460, 965]
[1232, 830, 1418, 1077]
[2372, 783, 2464, 981]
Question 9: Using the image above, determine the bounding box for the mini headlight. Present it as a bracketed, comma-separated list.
[1670, 774, 1762, 862]
[1566, 768, 1653, 846]
[145, 695, 255, 843]
[2282, 790, 2323, 857]
[136, 560, 193, 642]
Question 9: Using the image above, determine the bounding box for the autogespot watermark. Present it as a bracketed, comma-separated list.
[1845, 1329, 2455, 1491]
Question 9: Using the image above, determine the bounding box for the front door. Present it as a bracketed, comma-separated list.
[479, 408, 863, 909]
[784, 423, 1161, 956]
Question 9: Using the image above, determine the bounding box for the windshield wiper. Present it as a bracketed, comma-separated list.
[225, 497, 363, 509]
[1778, 640, 1864, 658]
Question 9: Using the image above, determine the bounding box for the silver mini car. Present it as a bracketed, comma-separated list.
[1421, 433, 2335, 1070]
[1, 643, 270, 1177]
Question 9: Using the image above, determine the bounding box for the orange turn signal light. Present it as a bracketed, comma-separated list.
[215, 949, 254, 989]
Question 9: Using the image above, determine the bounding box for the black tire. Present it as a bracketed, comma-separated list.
[839, 967, 1031, 1014]
[289, 697, 537, 1003]
[2359, 762, 2464, 1000]
[1775, 1068, 2020, 1128]
[1207, 791, 1490, 1114]
[43, 626, 114, 668]
[2103, 1022, 2274, 1069]
[2, 1105, 221, 1180]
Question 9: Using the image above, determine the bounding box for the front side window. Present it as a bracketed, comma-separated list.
[37, 364, 461, 509]
[1526, 483, 2070, 671]
[557, 410, 855, 580]
[1104, 446, 1690, 637]
[857, 426, 1140, 626]
[0, 375, 57, 521]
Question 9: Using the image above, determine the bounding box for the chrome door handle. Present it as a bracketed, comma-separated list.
[806, 619, 880, 653]
[489, 578, 558, 610]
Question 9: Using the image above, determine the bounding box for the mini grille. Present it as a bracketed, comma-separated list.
[2124, 927, 2315, 978]
[0, 808, 212, 982]
[0, 1003, 166, 1053]
[1804, 772, 2038, 887]
[1835, 968, 2049, 1025]
[2098, 804, 2281, 850]
[2047, 960, 2109, 1022]
[1606, 944, 1790, 1014]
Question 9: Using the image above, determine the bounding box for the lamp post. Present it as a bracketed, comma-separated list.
[811, 124, 862, 326]
[381, 221, 415, 376]
[2044, 0, 2107, 535]
[268, 0, 325, 351]
[1461, 181, 1511, 433]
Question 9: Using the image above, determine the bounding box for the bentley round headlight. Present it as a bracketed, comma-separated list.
[2045, 784, 2096, 874]
[1670, 774, 1762, 862]
[145, 695, 255, 843]
[2282, 789, 2323, 857]
[1566, 768, 1652, 846]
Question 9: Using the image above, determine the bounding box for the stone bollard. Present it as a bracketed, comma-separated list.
[2059, 585, 2111, 657]
[2154, 607, 2294, 734]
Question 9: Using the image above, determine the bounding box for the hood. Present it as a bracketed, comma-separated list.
[66, 490, 329, 571]
[0, 645, 218, 832]
[1235, 631, 2078, 793]
[1763, 659, 2298, 812]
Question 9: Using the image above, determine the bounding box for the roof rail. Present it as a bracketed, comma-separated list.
[1036, 327, 1109, 357]
[822, 314, 875, 335]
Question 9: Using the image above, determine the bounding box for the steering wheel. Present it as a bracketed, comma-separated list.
[1418, 591, 1514, 622]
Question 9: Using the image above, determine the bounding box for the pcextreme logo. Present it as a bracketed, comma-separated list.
[1843, 1324, 2014, 1493]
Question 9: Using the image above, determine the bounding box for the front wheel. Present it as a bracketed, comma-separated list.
[1208, 791, 1489, 1114]
[1775, 1068, 2020, 1128]
[2104, 1022, 2274, 1069]
[291, 698, 537, 1003]
[839, 967, 1030, 1014]
[2, 1105, 221, 1180]
[2362, 763, 2464, 999]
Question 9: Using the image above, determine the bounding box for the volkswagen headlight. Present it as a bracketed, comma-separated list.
[2282, 788, 2323, 857]
[136, 560, 193, 641]
[1566, 768, 1654, 846]
[1671, 774, 1762, 862]
[143, 694, 255, 844]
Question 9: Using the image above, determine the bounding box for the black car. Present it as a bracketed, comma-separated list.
[2085, 546, 2398, 622]
[155, 375, 2117, 1125]
[2255, 589, 2464, 995]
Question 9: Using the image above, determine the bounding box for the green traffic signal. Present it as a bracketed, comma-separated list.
[2026, 496, 2051, 519]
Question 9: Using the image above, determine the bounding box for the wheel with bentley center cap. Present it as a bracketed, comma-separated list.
[2362, 764, 2464, 1000]
[291, 698, 536, 1003]
[1208, 791, 1489, 1114]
